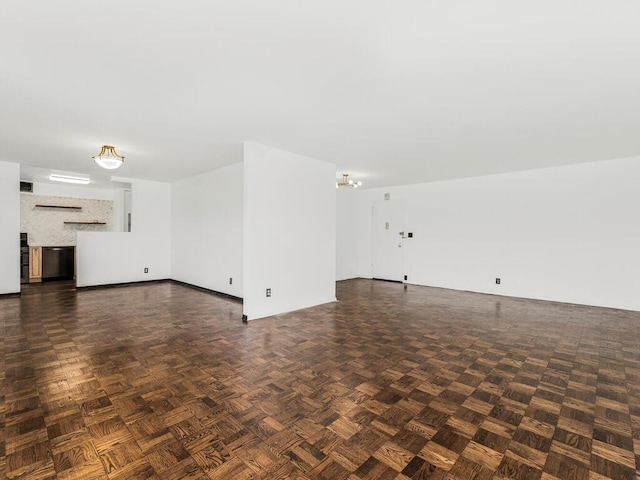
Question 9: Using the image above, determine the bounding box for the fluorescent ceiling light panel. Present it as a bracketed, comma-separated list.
[49, 174, 90, 185]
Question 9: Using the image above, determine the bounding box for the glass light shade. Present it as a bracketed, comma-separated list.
[93, 145, 124, 170]
[94, 156, 124, 169]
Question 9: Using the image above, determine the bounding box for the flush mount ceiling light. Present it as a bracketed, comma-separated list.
[93, 145, 124, 170]
[336, 173, 362, 189]
[50, 174, 90, 185]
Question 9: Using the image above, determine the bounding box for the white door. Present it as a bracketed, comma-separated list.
[372, 200, 405, 281]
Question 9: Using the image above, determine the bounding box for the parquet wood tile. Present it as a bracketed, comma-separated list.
[4, 279, 640, 479]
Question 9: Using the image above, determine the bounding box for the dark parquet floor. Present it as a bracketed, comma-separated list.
[1, 279, 640, 479]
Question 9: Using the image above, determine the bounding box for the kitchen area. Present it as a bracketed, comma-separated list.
[21, 232, 75, 284]
[19, 179, 122, 286]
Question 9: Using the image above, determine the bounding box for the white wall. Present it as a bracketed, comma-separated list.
[32, 182, 114, 200]
[342, 156, 640, 311]
[0, 161, 20, 294]
[171, 163, 243, 297]
[113, 188, 125, 233]
[76, 179, 171, 287]
[336, 188, 360, 281]
[243, 142, 336, 320]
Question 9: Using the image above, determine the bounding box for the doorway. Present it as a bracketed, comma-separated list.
[372, 200, 405, 282]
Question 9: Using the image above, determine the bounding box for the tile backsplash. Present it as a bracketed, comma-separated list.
[21, 193, 114, 246]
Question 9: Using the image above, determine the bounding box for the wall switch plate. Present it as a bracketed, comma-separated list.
[144, 267, 148, 273]
[384, 193, 390, 200]
[495, 278, 501, 284]
[266, 288, 271, 297]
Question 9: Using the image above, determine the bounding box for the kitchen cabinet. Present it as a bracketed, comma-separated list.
[29, 246, 42, 282]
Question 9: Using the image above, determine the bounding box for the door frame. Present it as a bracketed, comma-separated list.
[371, 199, 406, 282]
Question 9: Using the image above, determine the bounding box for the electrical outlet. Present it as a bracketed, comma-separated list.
[404, 275, 407, 281]
[495, 278, 500, 284]
[144, 267, 149, 273]
[229, 277, 233, 285]
[266, 288, 271, 297]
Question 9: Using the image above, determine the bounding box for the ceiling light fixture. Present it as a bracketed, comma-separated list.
[336, 173, 362, 189]
[93, 145, 124, 170]
[50, 174, 90, 185]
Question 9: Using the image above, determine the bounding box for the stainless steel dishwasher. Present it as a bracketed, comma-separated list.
[42, 246, 75, 280]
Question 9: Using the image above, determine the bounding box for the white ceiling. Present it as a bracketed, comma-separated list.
[1, 1, 639, 188]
